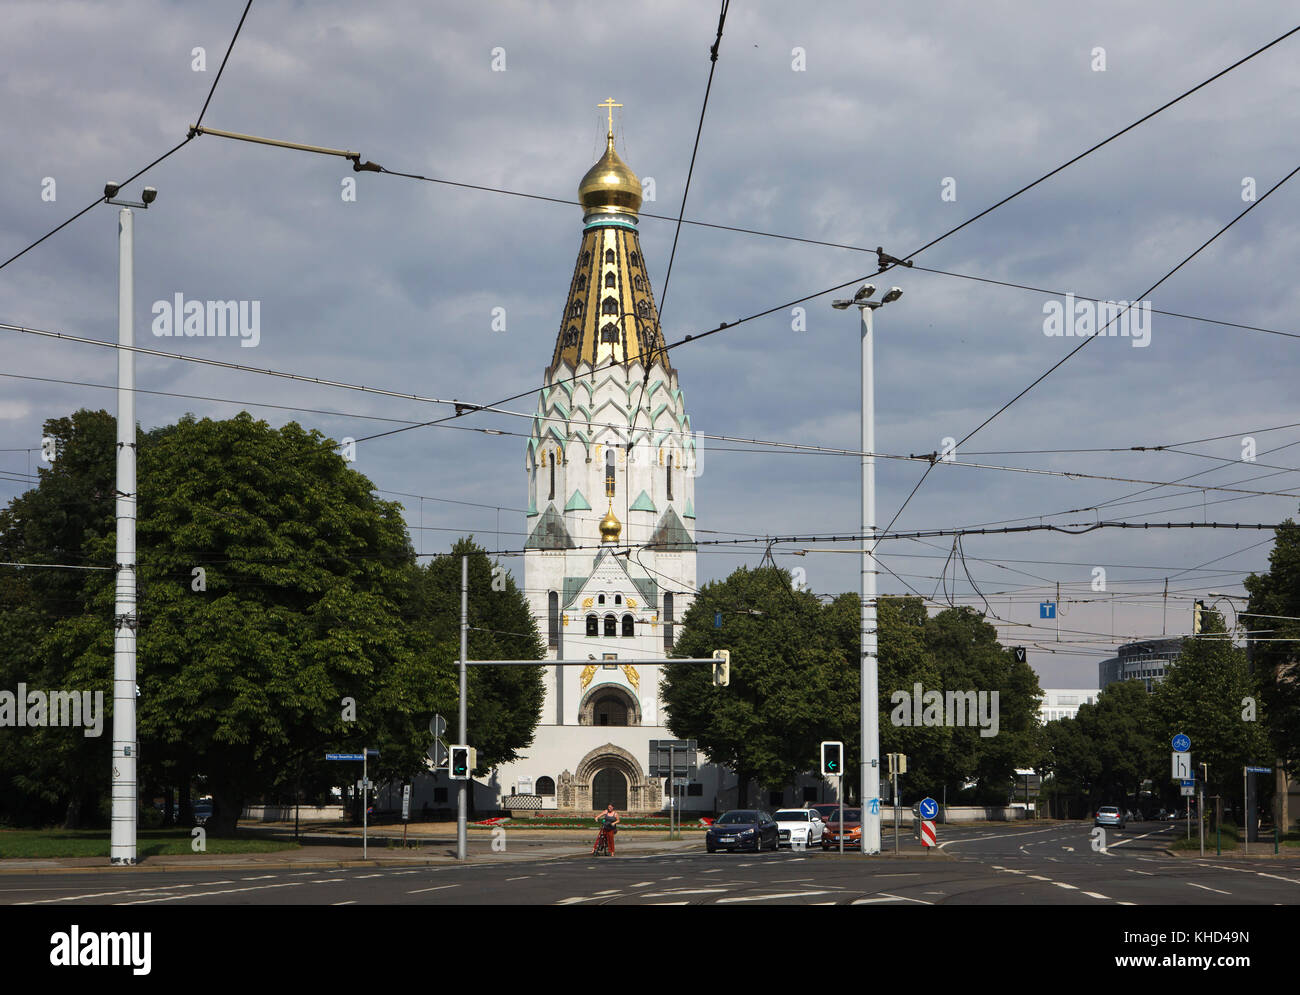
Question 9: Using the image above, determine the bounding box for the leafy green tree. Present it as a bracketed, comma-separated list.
[0, 410, 118, 827]
[1243, 517, 1300, 776]
[661, 566, 852, 805]
[1152, 608, 1270, 808]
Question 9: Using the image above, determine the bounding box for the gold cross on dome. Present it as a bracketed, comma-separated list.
[598, 97, 622, 135]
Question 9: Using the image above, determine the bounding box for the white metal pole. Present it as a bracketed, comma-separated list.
[362, 749, 368, 860]
[110, 208, 138, 865]
[860, 304, 881, 855]
[457, 555, 468, 860]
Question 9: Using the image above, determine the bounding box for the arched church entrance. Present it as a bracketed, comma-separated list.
[591, 767, 628, 810]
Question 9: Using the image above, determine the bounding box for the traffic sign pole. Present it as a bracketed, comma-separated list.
[458, 556, 467, 861]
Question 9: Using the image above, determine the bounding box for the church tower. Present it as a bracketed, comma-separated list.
[499, 105, 702, 814]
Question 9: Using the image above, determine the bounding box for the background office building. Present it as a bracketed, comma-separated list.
[1098, 638, 1185, 690]
[1038, 689, 1100, 723]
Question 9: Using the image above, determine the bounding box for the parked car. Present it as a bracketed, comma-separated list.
[1094, 806, 1125, 830]
[773, 808, 825, 849]
[705, 810, 779, 853]
[809, 803, 849, 825]
[821, 808, 865, 850]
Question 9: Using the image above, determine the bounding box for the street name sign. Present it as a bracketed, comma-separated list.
[326, 753, 363, 761]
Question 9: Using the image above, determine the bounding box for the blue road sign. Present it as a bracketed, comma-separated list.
[1039, 602, 1056, 619]
[1172, 734, 1191, 753]
[326, 753, 364, 761]
[714, 612, 722, 628]
[919, 797, 938, 820]
[1180, 779, 1194, 787]
[1246, 766, 1273, 774]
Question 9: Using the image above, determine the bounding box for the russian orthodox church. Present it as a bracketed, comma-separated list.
[488, 108, 721, 814]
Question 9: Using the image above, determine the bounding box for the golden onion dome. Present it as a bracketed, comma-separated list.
[579, 134, 642, 218]
[599, 499, 623, 543]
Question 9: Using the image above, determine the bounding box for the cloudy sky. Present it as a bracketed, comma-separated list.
[2, 1, 1298, 687]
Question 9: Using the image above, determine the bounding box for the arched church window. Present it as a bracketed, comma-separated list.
[604, 271, 616, 289]
[548, 458, 555, 500]
[563, 327, 579, 347]
[536, 776, 555, 796]
[598, 594, 605, 605]
[586, 614, 598, 636]
[633, 274, 644, 291]
[604, 614, 617, 638]
[605, 450, 615, 495]
[663, 593, 675, 650]
[621, 614, 634, 637]
[569, 300, 583, 318]
[602, 296, 618, 316]
[548, 591, 559, 648]
[582, 250, 591, 267]
[629, 251, 639, 268]
[600, 323, 619, 343]
[614, 594, 622, 605]
[604, 248, 616, 264]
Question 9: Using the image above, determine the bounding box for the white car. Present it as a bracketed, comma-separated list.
[773, 808, 825, 850]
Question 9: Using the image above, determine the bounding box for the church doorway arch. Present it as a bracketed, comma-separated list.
[592, 767, 628, 810]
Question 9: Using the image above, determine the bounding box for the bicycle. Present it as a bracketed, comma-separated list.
[592, 826, 611, 856]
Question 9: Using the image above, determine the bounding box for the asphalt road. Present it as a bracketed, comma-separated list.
[3, 821, 1298, 906]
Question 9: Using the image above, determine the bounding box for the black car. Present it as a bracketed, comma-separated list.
[706, 810, 779, 853]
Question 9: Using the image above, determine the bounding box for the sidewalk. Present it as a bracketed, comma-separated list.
[0, 827, 701, 876]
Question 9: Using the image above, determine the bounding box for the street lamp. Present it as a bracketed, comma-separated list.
[103, 182, 156, 865]
[831, 284, 903, 856]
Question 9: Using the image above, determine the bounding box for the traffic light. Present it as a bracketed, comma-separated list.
[1193, 600, 1205, 634]
[449, 746, 476, 779]
[820, 741, 843, 777]
[888, 753, 908, 775]
[712, 649, 730, 686]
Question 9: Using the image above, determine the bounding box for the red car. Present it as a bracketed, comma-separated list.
[821, 808, 864, 850]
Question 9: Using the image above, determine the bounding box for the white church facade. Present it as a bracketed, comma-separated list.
[484, 112, 727, 814]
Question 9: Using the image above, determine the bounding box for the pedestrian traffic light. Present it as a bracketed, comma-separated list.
[1193, 600, 1205, 634]
[820, 741, 843, 777]
[712, 649, 730, 686]
[449, 746, 476, 780]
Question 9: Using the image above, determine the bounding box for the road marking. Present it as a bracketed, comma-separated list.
[118, 881, 305, 904]
[1054, 882, 1078, 890]
[20, 884, 196, 905]
[1062, 846, 1074, 852]
[332, 900, 356, 905]
[505, 876, 531, 882]
[240, 875, 278, 881]
[938, 827, 1058, 850]
[1027, 875, 1051, 881]
[1083, 891, 1111, 900]
[1126, 869, 1154, 876]
[716, 890, 834, 903]
[407, 884, 460, 895]
[877, 873, 920, 877]
[355, 874, 383, 879]
[311, 878, 346, 883]
[1188, 882, 1231, 895]
[630, 881, 654, 888]
[640, 888, 729, 898]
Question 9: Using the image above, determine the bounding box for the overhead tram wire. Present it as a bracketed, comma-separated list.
[234, 21, 1298, 452]
[0, 0, 252, 276]
[878, 158, 1300, 538]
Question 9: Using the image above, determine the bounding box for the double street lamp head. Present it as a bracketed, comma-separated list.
[104, 181, 158, 209]
[832, 285, 903, 310]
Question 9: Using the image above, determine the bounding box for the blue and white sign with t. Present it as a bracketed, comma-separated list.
[919, 797, 938, 820]
[1172, 733, 1190, 753]
[1039, 602, 1056, 619]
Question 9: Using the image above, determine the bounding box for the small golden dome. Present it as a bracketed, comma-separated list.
[579, 134, 641, 218]
[599, 499, 622, 543]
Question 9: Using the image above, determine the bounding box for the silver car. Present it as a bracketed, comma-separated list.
[1094, 805, 1125, 830]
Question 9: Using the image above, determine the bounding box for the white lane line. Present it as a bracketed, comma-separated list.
[1188, 882, 1231, 895]
[1126, 869, 1154, 876]
[878, 892, 933, 905]
[240, 875, 278, 881]
[630, 881, 654, 888]
[1083, 891, 1111, 900]
[877, 873, 920, 877]
[355, 874, 383, 879]
[716, 890, 834, 904]
[332, 900, 357, 906]
[195, 880, 235, 886]
[311, 878, 346, 883]
[392, 870, 420, 876]
[20, 884, 196, 905]
[407, 884, 460, 895]
[938, 827, 1059, 849]
[1027, 875, 1051, 881]
[118, 881, 305, 904]
[505, 876, 531, 882]
[639, 888, 729, 898]
[852, 896, 906, 904]
[1053, 882, 1078, 890]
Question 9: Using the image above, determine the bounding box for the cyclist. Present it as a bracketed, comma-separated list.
[592, 803, 620, 855]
